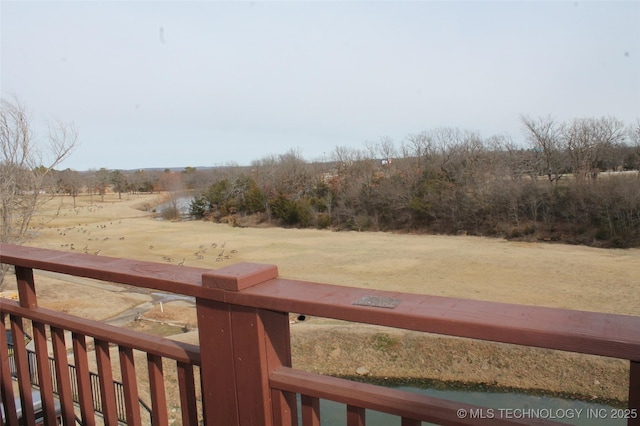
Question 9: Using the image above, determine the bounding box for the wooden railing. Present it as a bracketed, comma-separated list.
[6, 343, 153, 423]
[1, 243, 638, 425]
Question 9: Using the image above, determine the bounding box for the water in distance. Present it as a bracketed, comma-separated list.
[303, 385, 628, 426]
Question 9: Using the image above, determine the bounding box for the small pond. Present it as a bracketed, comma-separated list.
[154, 195, 194, 219]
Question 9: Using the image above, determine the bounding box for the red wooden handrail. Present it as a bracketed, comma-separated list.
[0, 300, 200, 364]
[2, 243, 638, 360]
[269, 367, 567, 425]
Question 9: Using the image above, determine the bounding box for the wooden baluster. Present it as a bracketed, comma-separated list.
[32, 320, 58, 426]
[263, 309, 297, 426]
[347, 405, 365, 426]
[177, 362, 198, 426]
[95, 339, 118, 425]
[10, 315, 37, 425]
[147, 353, 168, 426]
[72, 333, 96, 426]
[51, 326, 76, 425]
[301, 395, 320, 426]
[119, 346, 142, 426]
[271, 387, 298, 426]
[0, 314, 19, 426]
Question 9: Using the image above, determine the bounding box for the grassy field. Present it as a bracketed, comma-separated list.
[3, 192, 638, 406]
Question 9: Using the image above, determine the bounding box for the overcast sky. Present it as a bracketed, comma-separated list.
[2, 1, 639, 171]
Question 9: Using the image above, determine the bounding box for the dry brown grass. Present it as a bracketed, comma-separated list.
[21, 192, 640, 315]
[2, 191, 637, 414]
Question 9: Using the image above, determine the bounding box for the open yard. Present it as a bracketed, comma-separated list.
[2, 192, 639, 405]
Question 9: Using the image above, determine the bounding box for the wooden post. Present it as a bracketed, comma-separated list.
[16, 265, 62, 426]
[197, 263, 296, 426]
[15, 266, 37, 308]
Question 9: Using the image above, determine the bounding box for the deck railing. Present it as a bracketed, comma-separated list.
[6, 344, 153, 423]
[0, 243, 638, 425]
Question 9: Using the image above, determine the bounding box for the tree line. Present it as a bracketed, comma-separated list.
[39, 116, 640, 248]
[185, 116, 640, 248]
[2, 93, 639, 251]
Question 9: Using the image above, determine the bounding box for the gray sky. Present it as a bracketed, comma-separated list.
[2, 1, 639, 171]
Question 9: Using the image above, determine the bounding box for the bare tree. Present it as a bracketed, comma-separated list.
[92, 168, 111, 202]
[563, 116, 625, 182]
[158, 170, 186, 220]
[275, 148, 312, 198]
[1, 97, 77, 287]
[110, 169, 128, 199]
[402, 131, 435, 178]
[365, 137, 397, 162]
[251, 155, 281, 221]
[521, 115, 566, 184]
[56, 168, 83, 207]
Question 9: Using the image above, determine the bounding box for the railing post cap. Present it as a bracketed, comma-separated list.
[202, 262, 278, 291]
